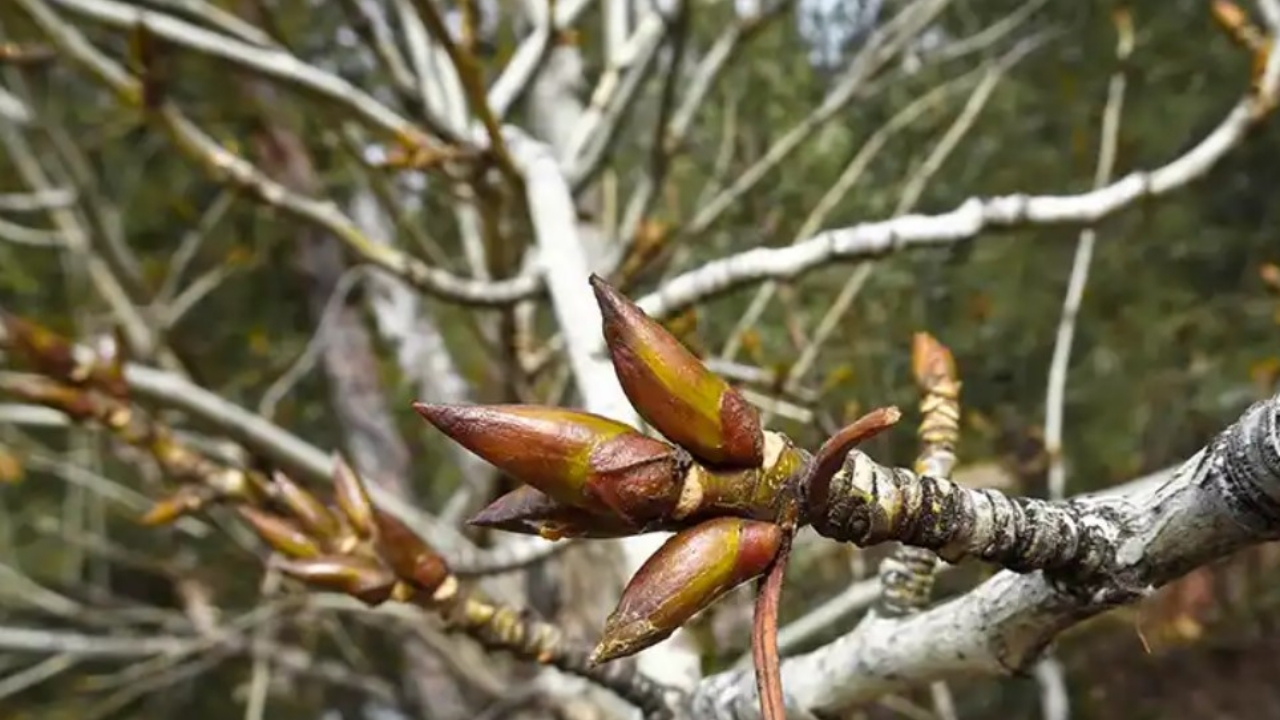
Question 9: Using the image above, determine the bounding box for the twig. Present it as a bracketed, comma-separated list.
[407, 0, 523, 188]
[1033, 655, 1070, 720]
[765, 36, 1044, 429]
[677, 0, 952, 239]
[0, 654, 79, 701]
[16, 0, 537, 306]
[487, 0, 596, 118]
[615, 0, 793, 256]
[723, 22, 1046, 361]
[1035, 12, 1132, 718]
[0, 188, 76, 212]
[242, 563, 283, 720]
[42, 0, 459, 142]
[1044, 8, 1133, 502]
[257, 266, 366, 420]
[629, 45, 1280, 322]
[156, 188, 235, 305]
[566, 13, 670, 189]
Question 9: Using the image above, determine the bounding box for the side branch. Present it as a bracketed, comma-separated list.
[632, 55, 1280, 320]
[437, 587, 674, 717]
[13, 0, 539, 307]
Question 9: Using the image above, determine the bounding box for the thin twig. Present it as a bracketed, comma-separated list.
[1044, 9, 1132, 501]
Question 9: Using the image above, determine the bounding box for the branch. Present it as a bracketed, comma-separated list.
[630, 40, 1280, 321]
[677, 0, 952, 238]
[615, 0, 803, 264]
[42, 0, 458, 143]
[487, 0, 596, 118]
[1044, 8, 1133, 501]
[505, 128, 705, 693]
[1033, 11, 1134, 717]
[690, 392, 1280, 718]
[406, 0, 522, 188]
[15, 0, 539, 307]
[0, 624, 398, 702]
[231, 458, 677, 717]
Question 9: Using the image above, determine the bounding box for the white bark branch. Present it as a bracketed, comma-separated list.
[689, 392, 1280, 719]
[632, 44, 1280, 321]
[506, 128, 704, 695]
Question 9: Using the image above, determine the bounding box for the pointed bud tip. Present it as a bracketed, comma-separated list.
[588, 273, 624, 319]
[467, 486, 554, 529]
[410, 400, 443, 421]
[139, 502, 182, 526]
[332, 454, 374, 537]
[600, 518, 782, 664]
[411, 402, 474, 435]
[590, 617, 667, 665]
[275, 556, 396, 606]
[371, 509, 449, 591]
[410, 403, 667, 514]
[238, 506, 322, 559]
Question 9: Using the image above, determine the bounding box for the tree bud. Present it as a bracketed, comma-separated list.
[591, 517, 783, 664]
[332, 454, 374, 539]
[590, 275, 763, 469]
[238, 506, 323, 559]
[911, 332, 958, 390]
[371, 509, 450, 593]
[414, 402, 683, 525]
[275, 555, 396, 606]
[272, 470, 340, 540]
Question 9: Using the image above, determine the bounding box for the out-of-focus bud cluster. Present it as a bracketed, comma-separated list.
[0, 314, 262, 521]
[1, 312, 129, 399]
[240, 457, 453, 607]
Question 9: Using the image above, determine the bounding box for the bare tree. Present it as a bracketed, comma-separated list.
[2, 0, 1279, 719]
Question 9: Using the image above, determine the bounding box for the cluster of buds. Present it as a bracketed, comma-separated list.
[239, 457, 453, 607]
[240, 458, 674, 716]
[413, 275, 901, 709]
[0, 279, 902, 720]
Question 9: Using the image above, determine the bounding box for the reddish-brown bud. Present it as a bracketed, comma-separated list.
[370, 509, 450, 593]
[589, 275, 763, 469]
[591, 517, 783, 664]
[275, 555, 397, 606]
[272, 471, 340, 540]
[469, 486, 642, 539]
[414, 402, 683, 525]
[238, 506, 323, 559]
[332, 455, 374, 539]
